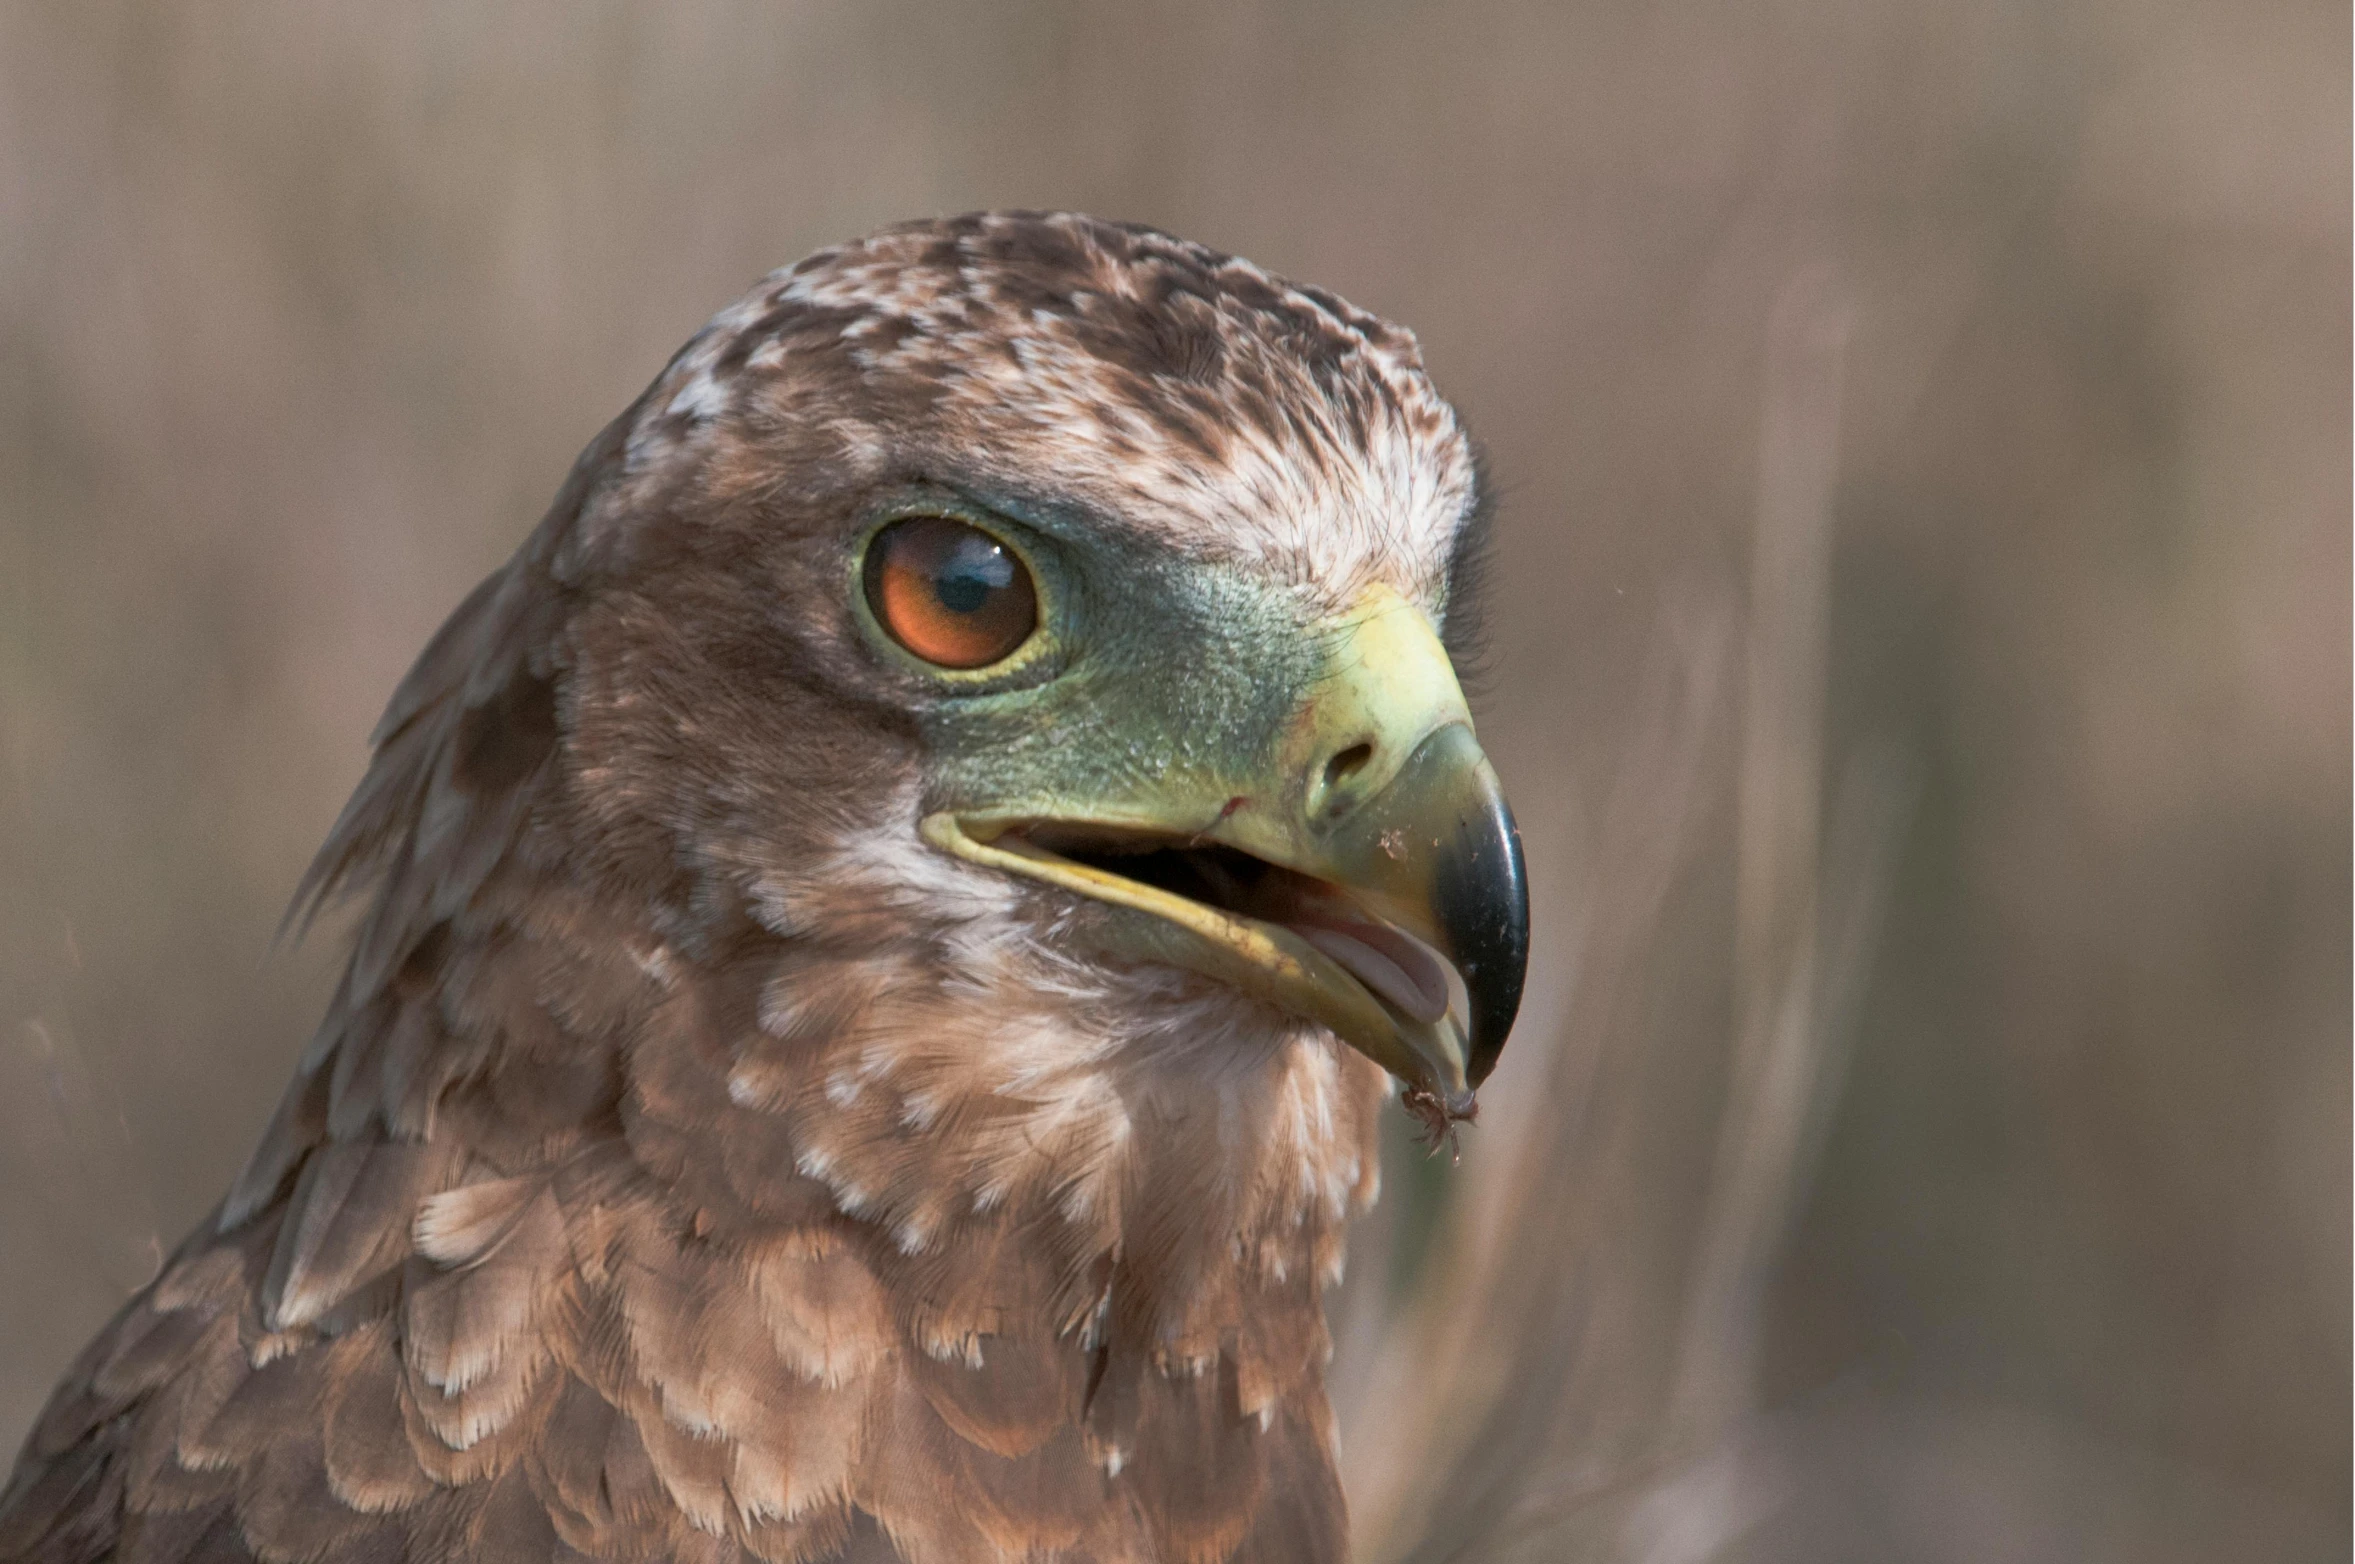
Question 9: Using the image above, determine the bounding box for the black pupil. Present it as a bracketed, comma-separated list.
[935, 535, 1015, 614]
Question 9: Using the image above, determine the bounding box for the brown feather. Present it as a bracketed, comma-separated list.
[317, 1325, 436, 1516]
[220, 1064, 329, 1233]
[261, 1140, 451, 1332]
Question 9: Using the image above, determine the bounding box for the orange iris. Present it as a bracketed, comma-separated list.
[863, 516, 1039, 670]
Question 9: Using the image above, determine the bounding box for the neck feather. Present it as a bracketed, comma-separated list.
[225, 831, 1381, 1561]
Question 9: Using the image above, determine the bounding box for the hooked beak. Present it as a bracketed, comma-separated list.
[922, 586, 1529, 1116]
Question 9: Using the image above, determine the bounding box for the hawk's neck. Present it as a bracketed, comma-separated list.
[84, 831, 1384, 1563]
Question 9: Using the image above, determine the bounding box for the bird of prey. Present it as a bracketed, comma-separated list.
[1, 211, 1527, 1564]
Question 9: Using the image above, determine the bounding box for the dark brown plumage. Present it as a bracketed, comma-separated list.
[0, 212, 1520, 1564]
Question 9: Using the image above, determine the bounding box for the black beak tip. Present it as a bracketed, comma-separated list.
[1441, 796, 1529, 1089]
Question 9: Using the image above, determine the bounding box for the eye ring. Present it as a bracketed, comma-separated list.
[861, 515, 1041, 671]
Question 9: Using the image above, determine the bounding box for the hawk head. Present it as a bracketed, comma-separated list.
[588, 212, 1513, 1098]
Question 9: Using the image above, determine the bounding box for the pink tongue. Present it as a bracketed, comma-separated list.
[1291, 919, 1452, 1024]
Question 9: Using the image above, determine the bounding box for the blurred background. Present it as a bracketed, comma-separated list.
[0, 2, 2344, 1558]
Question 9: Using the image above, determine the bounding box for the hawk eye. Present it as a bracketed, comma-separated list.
[863, 516, 1039, 670]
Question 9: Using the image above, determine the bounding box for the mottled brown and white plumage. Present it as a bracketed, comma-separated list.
[0, 212, 1516, 1564]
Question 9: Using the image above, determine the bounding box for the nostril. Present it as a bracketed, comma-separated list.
[1323, 742, 1375, 794]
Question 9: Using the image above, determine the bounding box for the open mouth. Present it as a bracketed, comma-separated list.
[918, 722, 1524, 1119]
[997, 821, 1460, 1029]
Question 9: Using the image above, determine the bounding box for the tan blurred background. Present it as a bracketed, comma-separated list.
[0, 2, 2345, 1559]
